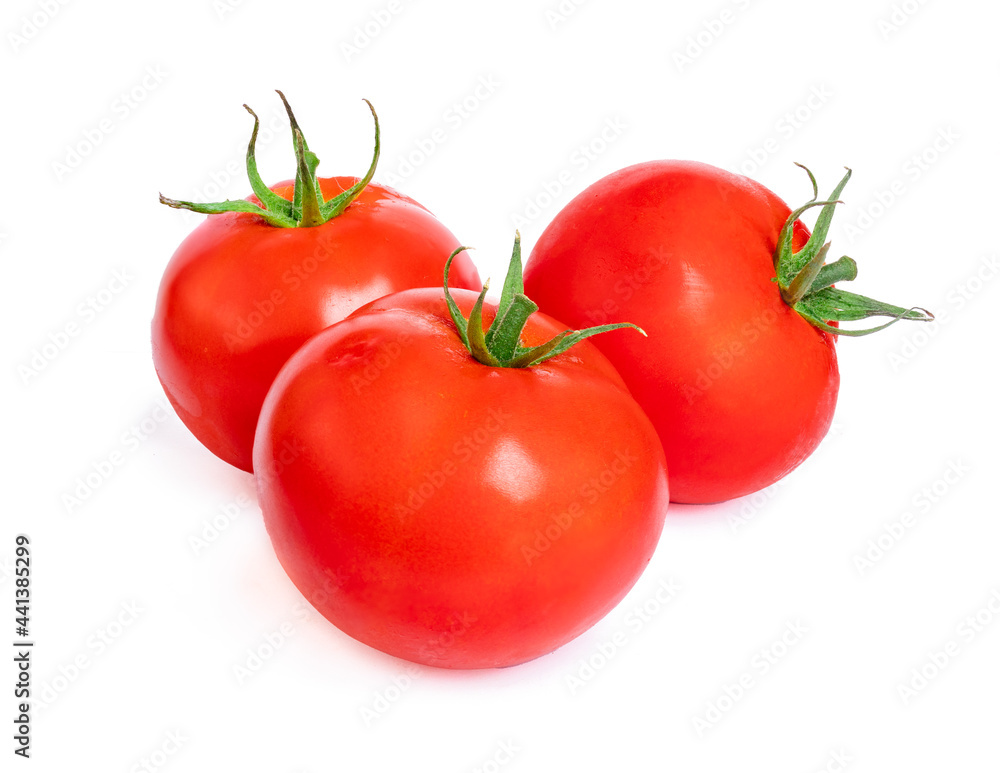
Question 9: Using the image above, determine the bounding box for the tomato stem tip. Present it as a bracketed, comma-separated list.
[444, 233, 645, 368]
[159, 93, 381, 229]
[772, 164, 934, 336]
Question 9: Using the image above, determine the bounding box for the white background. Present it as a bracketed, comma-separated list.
[3, 0, 998, 770]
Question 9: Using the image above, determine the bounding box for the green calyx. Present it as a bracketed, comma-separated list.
[773, 163, 934, 336]
[159, 91, 380, 228]
[444, 233, 645, 368]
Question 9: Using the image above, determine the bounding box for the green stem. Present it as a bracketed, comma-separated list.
[466, 282, 502, 367]
[773, 164, 934, 336]
[242, 105, 293, 219]
[158, 193, 293, 227]
[276, 90, 319, 221]
[159, 92, 380, 228]
[443, 232, 645, 368]
[809, 255, 857, 294]
[322, 100, 380, 220]
[780, 241, 830, 307]
[293, 129, 324, 227]
[488, 294, 538, 362]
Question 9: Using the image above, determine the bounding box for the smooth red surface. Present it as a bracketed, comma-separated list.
[523, 160, 839, 504]
[253, 288, 669, 669]
[151, 177, 480, 471]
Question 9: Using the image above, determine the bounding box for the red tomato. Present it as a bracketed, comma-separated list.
[152, 96, 480, 471]
[523, 160, 930, 503]
[153, 177, 478, 471]
[253, 271, 668, 668]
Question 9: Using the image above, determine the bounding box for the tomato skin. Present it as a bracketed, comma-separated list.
[523, 160, 839, 504]
[151, 177, 480, 472]
[253, 288, 669, 669]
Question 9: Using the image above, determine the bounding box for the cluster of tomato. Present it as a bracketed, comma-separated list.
[152, 93, 930, 669]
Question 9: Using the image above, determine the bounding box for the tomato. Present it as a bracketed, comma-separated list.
[523, 161, 931, 503]
[253, 241, 669, 668]
[152, 94, 479, 471]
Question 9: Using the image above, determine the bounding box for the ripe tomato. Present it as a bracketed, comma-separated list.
[253, 242, 668, 668]
[523, 161, 930, 503]
[152, 94, 479, 471]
